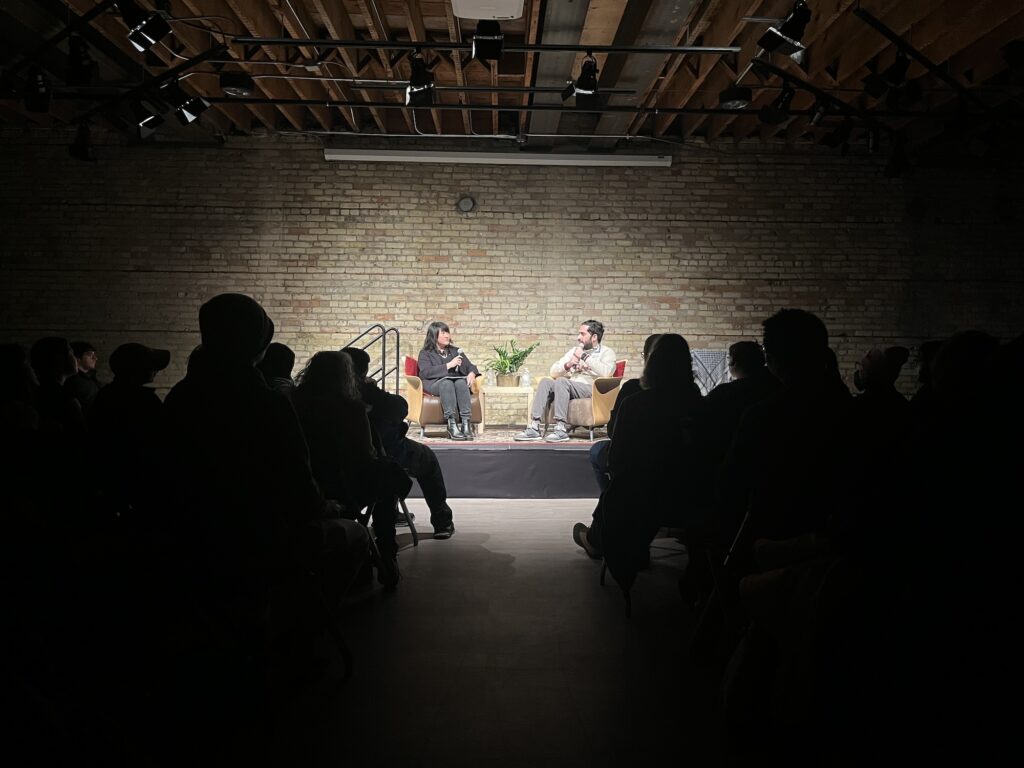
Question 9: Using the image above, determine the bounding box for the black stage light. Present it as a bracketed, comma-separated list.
[69, 123, 96, 162]
[573, 56, 600, 109]
[472, 20, 503, 63]
[759, 1, 811, 56]
[65, 35, 96, 87]
[131, 100, 164, 138]
[220, 72, 254, 97]
[405, 55, 434, 107]
[809, 99, 828, 126]
[759, 85, 795, 125]
[119, 1, 171, 53]
[23, 66, 51, 113]
[175, 96, 209, 125]
[718, 85, 752, 110]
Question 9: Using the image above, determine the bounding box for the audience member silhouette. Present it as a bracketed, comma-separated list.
[588, 333, 662, 493]
[0, 343, 38, 434]
[29, 336, 85, 435]
[64, 340, 103, 410]
[719, 309, 851, 547]
[90, 343, 170, 521]
[343, 347, 456, 539]
[575, 334, 708, 592]
[257, 342, 297, 397]
[291, 350, 408, 586]
[705, 340, 783, 470]
[163, 294, 370, 600]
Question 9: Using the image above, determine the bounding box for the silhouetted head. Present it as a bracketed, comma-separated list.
[931, 330, 999, 406]
[70, 341, 98, 373]
[0, 343, 37, 402]
[761, 309, 829, 386]
[258, 342, 296, 380]
[295, 351, 361, 403]
[342, 347, 371, 379]
[917, 340, 945, 386]
[423, 321, 452, 352]
[854, 346, 910, 391]
[30, 337, 78, 384]
[641, 333, 695, 391]
[728, 341, 765, 380]
[640, 333, 662, 364]
[109, 343, 170, 386]
[199, 293, 274, 364]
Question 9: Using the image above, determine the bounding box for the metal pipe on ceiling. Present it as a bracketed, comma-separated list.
[230, 37, 741, 56]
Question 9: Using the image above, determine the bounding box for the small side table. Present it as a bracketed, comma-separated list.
[479, 386, 535, 434]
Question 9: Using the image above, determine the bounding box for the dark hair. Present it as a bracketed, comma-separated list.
[422, 321, 451, 352]
[728, 341, 765, 376]
[342, 347, 371, 378]
[582, 320, 604, 342]
[295, 351, 361, 403]
[761, 309, 829, 378]
[258, 342, 296, 380]
[641, 333, 696, 391]
[30, 336, 74, 381]
[642, 333, 662, 358]
[0, 343, 36, 403]
[70, 341, 95, 358]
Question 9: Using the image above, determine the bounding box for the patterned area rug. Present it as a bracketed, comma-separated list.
[409, 425, 603, 445]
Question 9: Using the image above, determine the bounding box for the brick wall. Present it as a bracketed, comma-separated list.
[1, 129, 1021, 420]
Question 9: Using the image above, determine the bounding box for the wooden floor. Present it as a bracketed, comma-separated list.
[259, 499, 724, 767]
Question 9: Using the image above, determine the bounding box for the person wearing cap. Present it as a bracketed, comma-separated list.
[64, 340, 104, 410]
[90, 343, 171, 519]
[163, 293, 372, 600]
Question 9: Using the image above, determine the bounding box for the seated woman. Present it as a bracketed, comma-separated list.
[292, 351, 408, 587]
[417, 321, 480, 441]
[576, 334, 709, 590]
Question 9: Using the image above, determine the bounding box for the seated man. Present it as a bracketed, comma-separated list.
[514, 320, 617, 443]
[343, 347, 456, 539]
[64, 340, 103, 410]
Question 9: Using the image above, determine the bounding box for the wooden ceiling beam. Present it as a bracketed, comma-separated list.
[624, 0, 715, 137]
[442, 1, 473, 134]
[652, 0, 772, 136]
[519, 0, 541, 134]
[276, 0, 360, 130]
[310, 0, 387, 132]
[353, 0, 415, 132]
[707, 0, 860, 140]
[787, 0, 1016, 144]
[223, 0, 333, 131]
[405, 0, 441, 133]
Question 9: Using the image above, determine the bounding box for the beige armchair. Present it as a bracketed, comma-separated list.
[404, 356, 484, 437]
[541, 360, 627, 440]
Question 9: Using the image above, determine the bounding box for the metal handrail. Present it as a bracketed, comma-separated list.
[341, 323, 401, 394]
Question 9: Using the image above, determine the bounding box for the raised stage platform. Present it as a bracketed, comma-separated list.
[406, 439, 601, 499]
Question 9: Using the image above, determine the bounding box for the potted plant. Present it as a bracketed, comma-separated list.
[484, 339, 540, 387]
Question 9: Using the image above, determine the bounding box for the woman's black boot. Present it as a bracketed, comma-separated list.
[461, 418, 474, 440]
[447, 417, 466, 441]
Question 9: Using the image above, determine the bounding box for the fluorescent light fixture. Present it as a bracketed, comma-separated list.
[323, 148, 672, 167]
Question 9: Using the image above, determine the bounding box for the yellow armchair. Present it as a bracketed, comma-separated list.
[541, 360, 627, 439]
[404, 356, 484, 437]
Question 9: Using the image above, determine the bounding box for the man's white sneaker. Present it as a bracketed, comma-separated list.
[513, 427, 543, 441]
[544, 428, 570, 442]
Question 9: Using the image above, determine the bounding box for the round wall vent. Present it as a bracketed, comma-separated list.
[455, 195, 477, 214]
